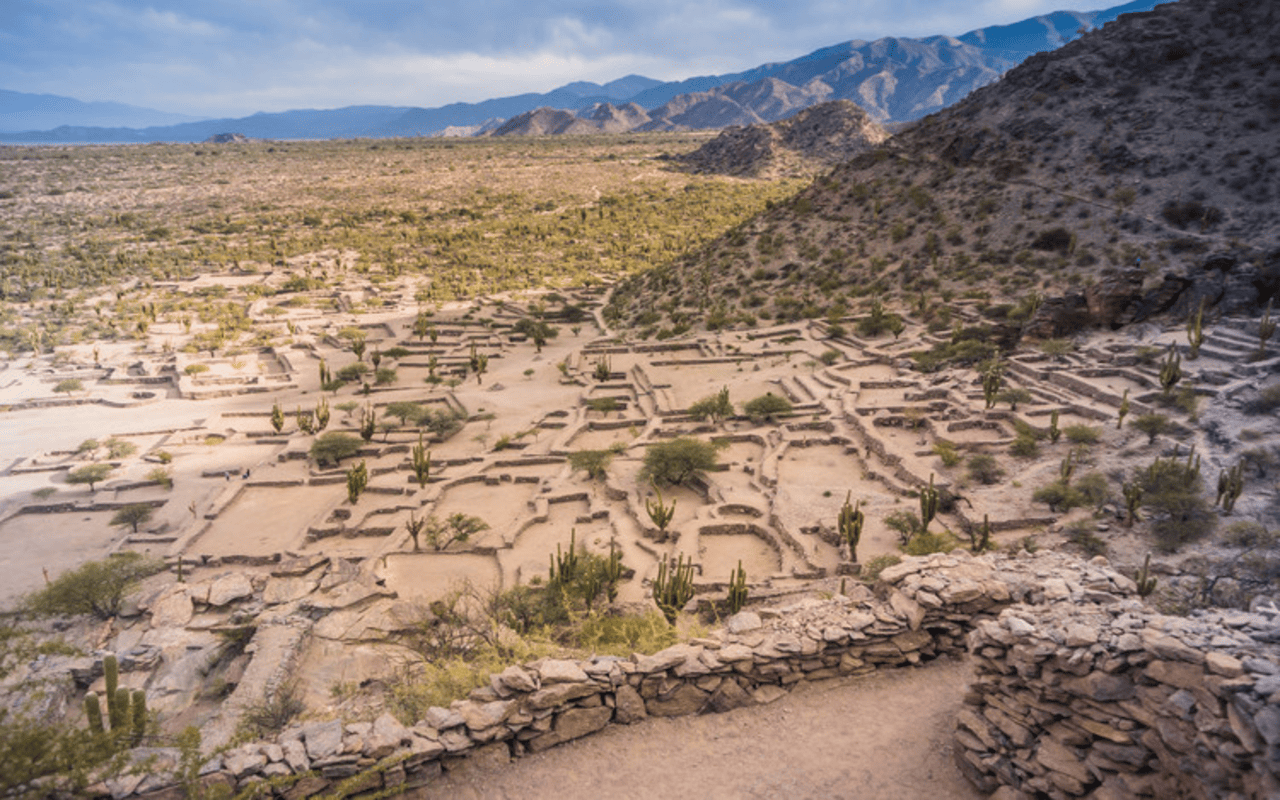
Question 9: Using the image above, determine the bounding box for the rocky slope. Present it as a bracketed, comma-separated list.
[606, 0, 1280, 336]
[672, 100, 890, 178]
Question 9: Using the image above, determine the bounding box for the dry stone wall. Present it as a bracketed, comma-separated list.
[94, 551, 1278, 800]
[957, 599, 1280, 799]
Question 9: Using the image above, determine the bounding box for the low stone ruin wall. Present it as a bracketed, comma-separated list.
[91, 551, 1280, 800]
[956, 600, 1280, 799]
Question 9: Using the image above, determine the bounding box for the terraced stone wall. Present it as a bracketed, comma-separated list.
[957, 600, 1280, 798]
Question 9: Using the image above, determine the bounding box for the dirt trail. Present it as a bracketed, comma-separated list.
[415, 655, 981, 800]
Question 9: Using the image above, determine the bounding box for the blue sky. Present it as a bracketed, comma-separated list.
[3, 0, 1096, 117]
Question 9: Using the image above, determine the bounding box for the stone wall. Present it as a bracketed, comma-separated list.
[91, 551, 1279, 799]
[956, 599, 1280, 799]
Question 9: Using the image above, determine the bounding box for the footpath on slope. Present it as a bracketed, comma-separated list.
[413, 655, 980, 800]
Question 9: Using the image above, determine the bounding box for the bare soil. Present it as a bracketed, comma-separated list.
[416, 655, 980, 800]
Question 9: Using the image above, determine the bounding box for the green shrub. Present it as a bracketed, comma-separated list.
[1064, 424, 1101, 444]
[903, 530, 959, 556]
[309, 432, 363, 466]
[1074, 471, 1112, 509]
[640, 437, 724, 486]
[571, 611, 678, 657]
[1132, 413, 1171, 444]
[53, 379, 83, 394]
[967, 453, 1003, 484]
[859, 554, 901, 582]
[568, 446, 622, 481]
[1140, 455, 1215, 552]
[1032, 479, 1086, 512]
[742, 392, 792, 422]
[24, 552, 163, 619]
[933, 440, 961, 468]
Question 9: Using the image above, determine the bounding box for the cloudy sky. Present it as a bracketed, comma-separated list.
[4, 0, 1096, 117]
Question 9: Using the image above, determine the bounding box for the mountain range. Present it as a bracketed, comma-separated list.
[0, 0, 1158, 144]
[605, 0, 1280, 335]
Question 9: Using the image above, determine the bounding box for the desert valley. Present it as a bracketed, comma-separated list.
[0, 1, 1278, 798]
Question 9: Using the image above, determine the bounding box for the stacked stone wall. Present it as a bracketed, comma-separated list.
[957, 600, 1280, 799]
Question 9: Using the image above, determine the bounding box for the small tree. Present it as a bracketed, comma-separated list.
[110, 504, 153, 534]
[310, 432, 362, 466]
[24, 552, 163, 619]
[386, 401, 424, 427]
[640, 437, 723, 487]
[424, 513, 488, 551]
[568, 446, 621, 481]
[1133, 413, 1171, 445]
[67, 463, 113, 492]
[405, 511, 427, 552]
[688, 387, 733, 425]
[742, 392, 792, 423]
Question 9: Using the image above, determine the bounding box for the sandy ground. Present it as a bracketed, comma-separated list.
[416, 655, 980, 800]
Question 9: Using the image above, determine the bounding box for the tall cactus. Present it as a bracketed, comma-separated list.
[1217, 462, 1245, 513]
[85, 692, 104, 734]
[130, 689, 147, 745]
[837, 491, 864, 563]
[645, 484, 677, 540]
[1122, 480, 1143, 528]
[103, 654, 119, 722]
[411, 433, 431, 489]
[1159, 347, 1182, 395]
[919, 474, 939, 533]
[270, 402, 285, 434]
[1134, 553, 1158, 597]
[1059, 450, 1075, 486]
[653, 554, 695, 625]
[982, 361, 1002, 410]
[549, 528, 580, 587]
[1117, 389, 1131, 430]
[1048, 409, 1061, 444]
[969, 514, 992, 553]
[593, 356, 612, 382]
[314, 397, 330, 432]
[603, 543, 623, 602]
[1186, 298, 1206, 360]
[727, 560, 748, 615]
[111, 687, 130, 733]
[1258, 299, 1276, 358]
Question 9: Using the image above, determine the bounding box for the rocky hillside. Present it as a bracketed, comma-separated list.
[672, 100, 890, 178]
[606, 0, 1280, 337]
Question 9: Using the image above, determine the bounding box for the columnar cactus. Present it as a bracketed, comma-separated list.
[1186, 298, 1206, 359]
[653, 554, 695, 625]
[1117, 389, 1131, 430]
[920, 474, 939, 532]
[837, 491, 864, 563]
[727, 560, 748, 614]
[1048, 409, 1061, 444]
[1160, 347, 1182, 395]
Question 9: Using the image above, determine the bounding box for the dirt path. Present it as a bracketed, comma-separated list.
[415, 655, 981, 800]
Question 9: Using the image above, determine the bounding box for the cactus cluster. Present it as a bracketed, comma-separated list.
[1134, 553, 1158, 597]
[837, 491, 864, 563]
[593, 356, 612, 382]
[270, 402, 285, 434]
[346, 460, 368, 504]
[969, 514, 992, 553]
[84, 655, 147, 745]
[653, 554, 696, 625]
[982, 361, 1002, 410]
[645, 484, 677, 540]
[1216, 462, 1245, 514]
[549, 528, 580, 586]
[359, 403, 376, 441]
